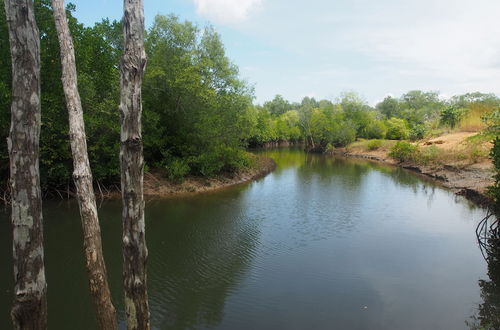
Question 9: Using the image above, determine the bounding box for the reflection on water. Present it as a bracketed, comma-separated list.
[0, 148, 490, 329]
[468, 214, 500, 329]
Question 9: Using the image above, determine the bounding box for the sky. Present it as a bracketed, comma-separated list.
[71, 0, 500, 105]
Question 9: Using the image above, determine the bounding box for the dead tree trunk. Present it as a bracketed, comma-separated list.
[120, 0, 150, 329]
[51, 1, 117, 328]
[4, 0, 48, 328]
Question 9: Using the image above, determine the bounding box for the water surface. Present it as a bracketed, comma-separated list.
[0, 149, 495, 329]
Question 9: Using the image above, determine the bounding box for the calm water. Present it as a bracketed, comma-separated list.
[0, 149, 497, 329]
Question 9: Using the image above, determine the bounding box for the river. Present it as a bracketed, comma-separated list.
[0, 148, 497, 329]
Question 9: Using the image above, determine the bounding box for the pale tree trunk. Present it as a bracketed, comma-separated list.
[51, 1, 118, 328]
[120, 0, 150, 329]
[4, 0, 48, 329]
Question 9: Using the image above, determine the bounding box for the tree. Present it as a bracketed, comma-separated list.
[339, 91, 372, 136]
[51, 0, 117, 328]
[4, 0, 48, 328]
[386, 118, 409, 140]
[440, 106, 465, 129]
[120, 0, 150, 328]
[264, 95, 291, 116]
[376, 96, 400, 119]
[143, 15, 253, 175]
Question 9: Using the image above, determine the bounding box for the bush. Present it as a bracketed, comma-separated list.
[363, 120, 387, 139]
[389, 141, 419, 162]
[419, 145, 440, 165]
[386, 118, 409, 140]
[409, 124, 426, 141]
[166, 158, 190, 183]
[331, 125, 357, 147]
[440, 106, 466, 128]
[220, 148, 252, 173]
[367, 139, 382, 150]
[488, 137, 500, 206]
[190, 147, 251, 177]
[325, 143, 335, 153]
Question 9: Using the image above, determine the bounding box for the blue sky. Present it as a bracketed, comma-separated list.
[71, 0, 500, 105]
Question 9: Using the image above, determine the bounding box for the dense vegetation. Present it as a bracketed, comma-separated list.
[0, 2, 499, 195]
[485, 109, 500, 207]
[0, 3, 255, 189]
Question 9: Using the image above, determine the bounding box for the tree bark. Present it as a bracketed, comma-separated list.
[120, 0, 150, 329]
[4, 0, 48, 329]
[51, 1, 118, 328]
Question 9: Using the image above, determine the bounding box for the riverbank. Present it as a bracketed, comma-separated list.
[0, 154, 276, 203]
[141, 154, 276, 198]
[331, 133, 495, 207]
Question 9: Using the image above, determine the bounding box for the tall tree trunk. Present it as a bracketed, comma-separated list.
[51, 1, 118, 328]
[4, 0, 48, 329]
[120, 0, 150, 329]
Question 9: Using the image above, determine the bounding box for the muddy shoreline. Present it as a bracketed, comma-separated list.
[141, 155, 276, 198]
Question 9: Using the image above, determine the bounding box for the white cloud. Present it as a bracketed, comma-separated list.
[344, 0, 500, 91]
[192, 0, 263, 24]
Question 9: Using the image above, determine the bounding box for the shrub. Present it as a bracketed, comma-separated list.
[488, 137, 500, 206]
[363, 120, 387, 139]
[331, 125, 357, 147]
[367, 139, 382, 150]
[419, 145, 440, 165]
[389, 141, 419, 162]
[409, 124, 426, 141]
[166, 158, 190, 183]
[386, 118, 409, 140]
[440, 106, 467, 128]
[220, 148, 252, 173]
[190, 147, 251, 177]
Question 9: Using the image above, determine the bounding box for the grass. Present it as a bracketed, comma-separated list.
[457, 103, 493, 132]
[348, 134, 491, 167]
[415, 137, 490, 167]
[348, 139, 396, 152]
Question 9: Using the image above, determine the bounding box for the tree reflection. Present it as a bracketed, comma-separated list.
[144, 192, 261, 329]
[468, 212, 500, 329]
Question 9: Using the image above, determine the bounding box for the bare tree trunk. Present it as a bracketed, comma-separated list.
[4, 0, 48, 329]
[51, 1, 118, 328]
[120, 0, 150, 329]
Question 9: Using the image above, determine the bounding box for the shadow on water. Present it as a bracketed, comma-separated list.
[468, 212, 500, 329]
[0, 184, 260, 330]
[145, 191, 261, 329]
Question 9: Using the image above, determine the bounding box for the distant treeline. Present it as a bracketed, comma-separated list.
[0, 1, 499, 190]
[251, 91, 499, 150]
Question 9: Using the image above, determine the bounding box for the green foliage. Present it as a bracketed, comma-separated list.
[386, 118, 409, 140]
[376, 96, 400, 119]
[1, 2, 497, 193]
[142, 15, 253, 177]
[409, 124, 427, 141]
[0, 8, 255, 189]
[389, 141, 419, 162]
[190, 147, 251, 177]
[367, 139, 382, 150]
[440, 106, 466, 128]
[488, 136, 500, 206]
[166, 158, 190, 183]
[418, 145, 440, 165]
[339, 91, 372, 136]
[483, 108, 500, 136]
[264, 95, 291, 116]
[362, 120, 387, 139]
